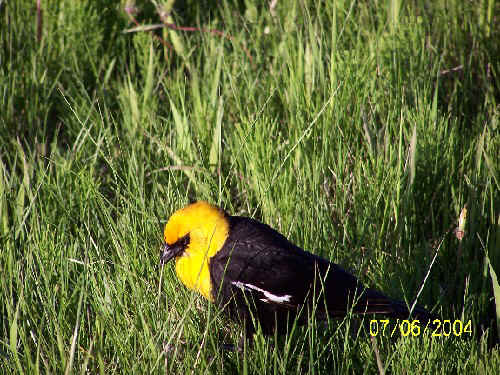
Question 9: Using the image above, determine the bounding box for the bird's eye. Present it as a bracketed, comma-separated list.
[178, 233, 190, 247]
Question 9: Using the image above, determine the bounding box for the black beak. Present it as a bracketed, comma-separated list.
[160, 235, 190, 265]
[160, 243, 180, 265]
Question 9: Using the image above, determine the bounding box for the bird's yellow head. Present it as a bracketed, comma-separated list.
[160, 201, 230, 301]
[161, 201, 229, 266]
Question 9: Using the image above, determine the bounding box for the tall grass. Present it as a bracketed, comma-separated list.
[1, 0, 499, 373]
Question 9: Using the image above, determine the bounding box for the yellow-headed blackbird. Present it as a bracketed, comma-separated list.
[160, 201, 435, 336]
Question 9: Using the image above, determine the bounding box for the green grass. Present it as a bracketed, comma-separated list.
[1, 0, 499, 373]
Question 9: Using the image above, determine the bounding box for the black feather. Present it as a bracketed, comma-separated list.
[209, 216, 436, 335]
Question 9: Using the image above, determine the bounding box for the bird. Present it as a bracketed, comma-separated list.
[160, 201, 436, 340]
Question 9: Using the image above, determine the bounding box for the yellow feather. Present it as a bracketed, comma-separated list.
[163, 201, 229, 301]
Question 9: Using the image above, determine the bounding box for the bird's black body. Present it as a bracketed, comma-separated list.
[209, 216, 434, 335]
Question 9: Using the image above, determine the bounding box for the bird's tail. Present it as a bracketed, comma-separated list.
[353, 288, 437, 324]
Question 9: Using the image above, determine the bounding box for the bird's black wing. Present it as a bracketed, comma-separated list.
[209, 216, 365, 333]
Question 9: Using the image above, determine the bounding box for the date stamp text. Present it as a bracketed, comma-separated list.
[369, 319, 472, 337]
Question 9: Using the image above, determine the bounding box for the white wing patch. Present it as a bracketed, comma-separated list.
[232, 281, 292, 304]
